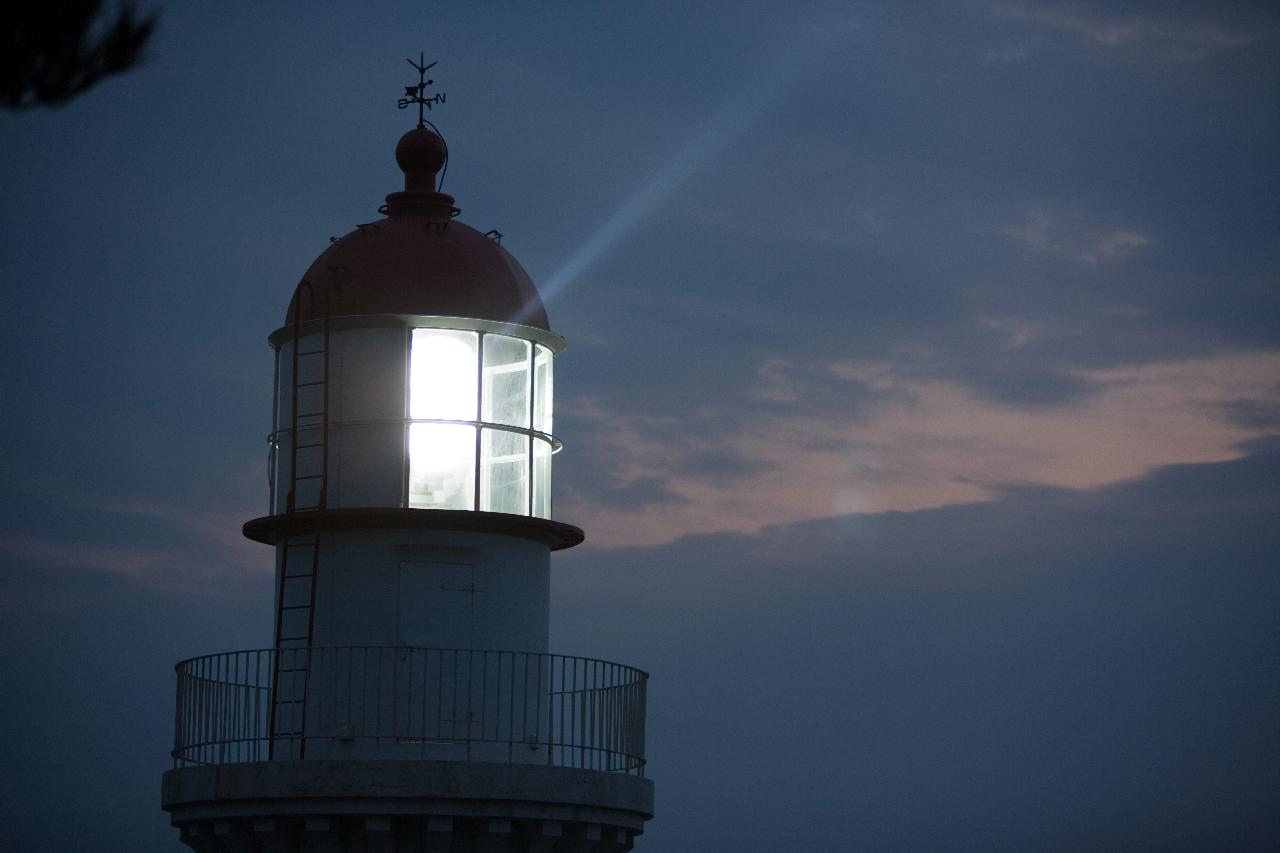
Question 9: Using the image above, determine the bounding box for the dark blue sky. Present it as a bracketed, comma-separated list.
[2, 2, 1278, 850]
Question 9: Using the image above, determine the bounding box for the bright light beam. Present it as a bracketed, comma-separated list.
[537, 17, 856, 310]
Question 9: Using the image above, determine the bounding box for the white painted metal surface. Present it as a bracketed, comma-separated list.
[274, 528, 551, 652]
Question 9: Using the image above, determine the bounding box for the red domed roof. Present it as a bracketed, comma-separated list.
[285, 127, 550, 331]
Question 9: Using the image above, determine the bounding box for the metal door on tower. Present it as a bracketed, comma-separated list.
[396, 560, 479, 753]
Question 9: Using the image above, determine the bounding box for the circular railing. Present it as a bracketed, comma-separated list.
[171, 647, 647, 776]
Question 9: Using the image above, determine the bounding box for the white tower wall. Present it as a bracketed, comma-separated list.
[277, 529, 551, 652]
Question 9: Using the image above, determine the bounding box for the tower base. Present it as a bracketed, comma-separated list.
[162, 759, 653, 852]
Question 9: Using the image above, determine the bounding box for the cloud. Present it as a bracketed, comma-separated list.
[104, 498, 261, 558]
[0, 481, 270, 600]
[575, 475, 692, 513]
[1215, 398, 1280, 430]
[751, 357, 898, 417]
[553, 439, 1280, 850]
[560, 349, 1280, 548]
[0, 534, 166, 579]
[986, 1, 1278, 62]
[0, 530, 264, 601]
[999, 209, 1151, 265]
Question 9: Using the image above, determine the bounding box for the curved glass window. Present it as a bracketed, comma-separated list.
[408, 328, 555, 518]
[482, 335, 530, 427]
[534, 344, 553, 435]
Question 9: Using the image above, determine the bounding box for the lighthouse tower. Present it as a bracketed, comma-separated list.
[161, 69, 654, 851]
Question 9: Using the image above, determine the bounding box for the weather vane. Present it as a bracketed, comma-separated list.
[399, 54, 446, 128]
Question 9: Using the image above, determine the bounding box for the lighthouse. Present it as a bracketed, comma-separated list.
[161, 64, 654, 851]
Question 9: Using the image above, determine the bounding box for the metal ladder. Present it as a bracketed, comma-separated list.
[268, 278, 335, 759]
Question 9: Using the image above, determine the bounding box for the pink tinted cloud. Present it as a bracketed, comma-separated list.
[562, 349, 1280, 548]
[0, 456, 272, 598]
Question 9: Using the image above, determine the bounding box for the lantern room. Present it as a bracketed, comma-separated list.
[247, 125, 580, 546]
[267, 316, 560, 520]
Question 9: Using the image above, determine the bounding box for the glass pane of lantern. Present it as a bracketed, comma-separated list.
[532, 436, 552, 519]
[481, 334, 530, 428]
[410, 329, 478, 421]
[480, 427, 529, 515]
[533, 344, 553, 436]
[408, 423, 476, 510]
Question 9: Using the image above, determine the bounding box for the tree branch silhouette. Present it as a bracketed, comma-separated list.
[2, 2, 157, 109]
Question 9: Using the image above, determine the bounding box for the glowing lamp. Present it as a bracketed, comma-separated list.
[406, 326, 556, 516]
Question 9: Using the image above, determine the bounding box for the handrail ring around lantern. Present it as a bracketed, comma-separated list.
[269, 417, 563, 454]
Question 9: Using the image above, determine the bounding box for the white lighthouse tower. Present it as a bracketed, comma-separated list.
[162, 66, 654, 851]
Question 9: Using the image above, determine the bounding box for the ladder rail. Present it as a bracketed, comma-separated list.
[293, 304, 332, 758]
[267, 276, 341, 760]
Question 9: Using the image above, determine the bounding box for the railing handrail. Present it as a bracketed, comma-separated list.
[173, 646, 649, 679]
[171, 646, 648, 776]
